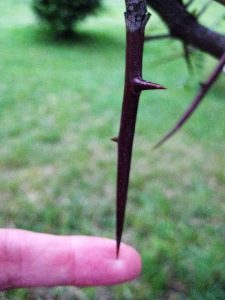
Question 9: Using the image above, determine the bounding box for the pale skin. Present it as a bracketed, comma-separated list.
[0, 229, 142, 291]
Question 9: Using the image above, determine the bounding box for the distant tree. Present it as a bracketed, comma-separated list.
[33, 0, 101, 36]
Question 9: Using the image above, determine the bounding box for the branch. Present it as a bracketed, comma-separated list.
[147, 0, 225, 59]
[153, 51, 225, 149]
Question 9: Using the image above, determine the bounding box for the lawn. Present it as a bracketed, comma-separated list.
[0, 0, 225, 299]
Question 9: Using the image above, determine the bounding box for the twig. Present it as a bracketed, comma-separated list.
[185, 0, 195, 8]
[196, 0, 212, 18]
[153, 51, 225, 149]
[145, 33, 171, 41]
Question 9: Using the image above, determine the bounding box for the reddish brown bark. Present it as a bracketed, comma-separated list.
[115, 0, 165, 256]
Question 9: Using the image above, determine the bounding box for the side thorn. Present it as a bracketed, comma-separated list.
[199, 82, 206, 88]
[133, 77, 166, 91]
[111, 137, 119, 143]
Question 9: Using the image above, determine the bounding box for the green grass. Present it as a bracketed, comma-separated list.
[0, 0, 225, 299]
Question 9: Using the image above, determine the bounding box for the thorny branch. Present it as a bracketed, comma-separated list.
[114, 0, 224, 256]
[115, 0, 165, 256]
[153, 51, 225, 149]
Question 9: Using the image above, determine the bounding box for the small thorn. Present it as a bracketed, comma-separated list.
[199, 82, 206, 88]
[133, 77, 166, 91]
[111, 137, 118, 143]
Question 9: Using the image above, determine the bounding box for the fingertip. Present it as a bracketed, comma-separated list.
[72, 237, 142, 286]
[113, 243, 142, 284]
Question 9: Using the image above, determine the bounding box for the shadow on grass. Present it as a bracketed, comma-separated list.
[9, 25, 124, 51]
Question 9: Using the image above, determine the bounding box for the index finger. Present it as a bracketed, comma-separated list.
[0, 229, 142, 290]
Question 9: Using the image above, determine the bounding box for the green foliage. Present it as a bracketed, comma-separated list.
[33, 0, 101, 34]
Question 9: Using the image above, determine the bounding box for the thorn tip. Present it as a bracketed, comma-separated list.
[116, 241, 121, 258]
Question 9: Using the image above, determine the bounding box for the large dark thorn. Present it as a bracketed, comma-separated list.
[133, 77, 166, 91]
[116, 0, 153, 256]
[153, 51, 225, 149]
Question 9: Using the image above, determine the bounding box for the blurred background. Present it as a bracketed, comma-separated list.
[0, 0, 224, 299]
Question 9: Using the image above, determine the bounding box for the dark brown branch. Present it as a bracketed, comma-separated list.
[153, 51, 225, 149]
[115, 0, 165, 256]
[147, 0, 225, 59]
